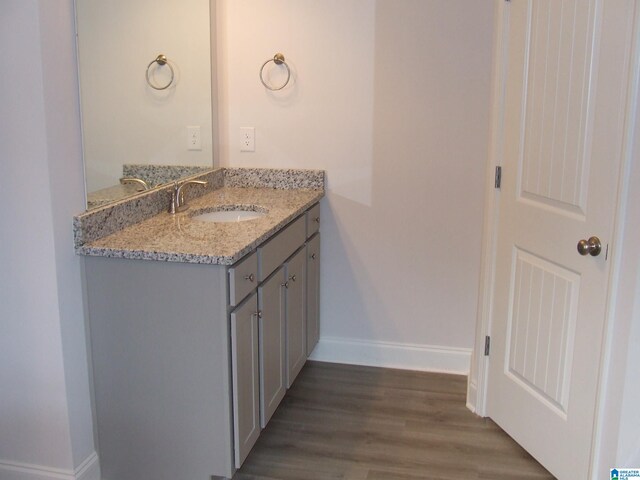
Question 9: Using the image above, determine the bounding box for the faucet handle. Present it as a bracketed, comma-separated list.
[168, 182, 180, 214]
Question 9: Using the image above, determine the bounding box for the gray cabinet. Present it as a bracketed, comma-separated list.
[284, 247, 307, 388]
[231, 213, 316, 464]
[85, 204, 321, 480]
[230, 292, 261, 468]
[257, 267, 286, 428]
[306, 233, 320, 355]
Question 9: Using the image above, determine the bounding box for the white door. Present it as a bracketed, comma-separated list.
[486, 1, 637, 479]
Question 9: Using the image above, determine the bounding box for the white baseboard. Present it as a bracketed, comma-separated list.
[0, 452, 99, 480]
[309, 336, 471, 375]
[75, 453, 99, 480]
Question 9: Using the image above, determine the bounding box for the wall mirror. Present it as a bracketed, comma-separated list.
[75, 0, 215, 209]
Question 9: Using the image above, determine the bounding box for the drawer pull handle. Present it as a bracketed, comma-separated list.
[244, 273, 255, 282]
[310, 253, 317, 260]
[289, 274, 296, 282]
[314, 217, 320, 223]
[281, 281, 289, 289]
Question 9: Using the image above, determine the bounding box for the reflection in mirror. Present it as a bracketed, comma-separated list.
[76, 0, 214, 209]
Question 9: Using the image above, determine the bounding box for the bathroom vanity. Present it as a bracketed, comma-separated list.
[76, 168, 323, 480]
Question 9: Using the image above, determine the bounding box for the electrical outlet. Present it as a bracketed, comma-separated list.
[187, 126, 201, 151]
[240, 127, 255, 152]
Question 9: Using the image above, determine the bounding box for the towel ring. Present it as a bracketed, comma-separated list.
[259, 53, 291, 91]
[146, 54, 174, 90]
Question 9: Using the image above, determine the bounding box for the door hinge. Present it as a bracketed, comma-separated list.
[484, 336, 491, 356]
[494, 166, 502, 189]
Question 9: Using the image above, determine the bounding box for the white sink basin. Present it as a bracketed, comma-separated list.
[192, 209, 267, 223]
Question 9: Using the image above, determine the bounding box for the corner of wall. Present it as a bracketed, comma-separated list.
[210, 0, 220, 168]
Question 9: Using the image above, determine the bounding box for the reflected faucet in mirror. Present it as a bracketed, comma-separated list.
[120, 177, 151, 191]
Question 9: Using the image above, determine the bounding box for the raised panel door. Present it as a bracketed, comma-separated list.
[258, 267, 286, 428]
[486, 1, 636, 478]
[285, 247, 306, 388]
[230, 293, 260, 468]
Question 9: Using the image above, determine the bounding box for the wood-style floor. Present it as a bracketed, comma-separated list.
[234, 361, 554, 480]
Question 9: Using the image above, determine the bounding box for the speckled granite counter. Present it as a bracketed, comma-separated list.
[86, 165, 214, 210]
[74, 168, 324, 265]
[122, 164, 212, 186]
[87, 183, 147, 209]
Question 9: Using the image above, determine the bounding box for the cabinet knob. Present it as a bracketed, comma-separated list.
[252, 310, 262, 318]
[289, 274, 296, 282]
[314, 217, 320, 224]
[310, 253, 317, 260]
[280, 281, 289, 289]
[244, 273, 255, 282]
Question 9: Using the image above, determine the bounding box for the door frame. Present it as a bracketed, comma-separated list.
[467, 1, 640, 478]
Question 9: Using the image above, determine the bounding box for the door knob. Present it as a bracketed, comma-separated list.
[577, 236, 602, 256]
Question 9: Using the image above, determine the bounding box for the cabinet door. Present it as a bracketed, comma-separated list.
[306, 233, 320, 355]
[230, 293, 260, 468]
[258, 267, 286, 428]
[285, 247, 306, 388]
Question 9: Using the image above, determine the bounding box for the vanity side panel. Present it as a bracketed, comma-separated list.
[84, 256, 234, 480]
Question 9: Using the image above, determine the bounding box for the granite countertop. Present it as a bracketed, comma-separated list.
[86, 183, 147, 209]
[77, 186, 323, 265]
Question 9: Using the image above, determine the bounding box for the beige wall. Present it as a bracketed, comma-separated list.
[217, 0, 495, 371]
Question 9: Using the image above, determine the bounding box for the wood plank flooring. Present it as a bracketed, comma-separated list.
[234, 361, 554, 480]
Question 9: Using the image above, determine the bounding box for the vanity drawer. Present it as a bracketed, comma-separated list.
[258, 215, 306, 281]
[229, 251, 258, 307]
[306, 203, 320, 239]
